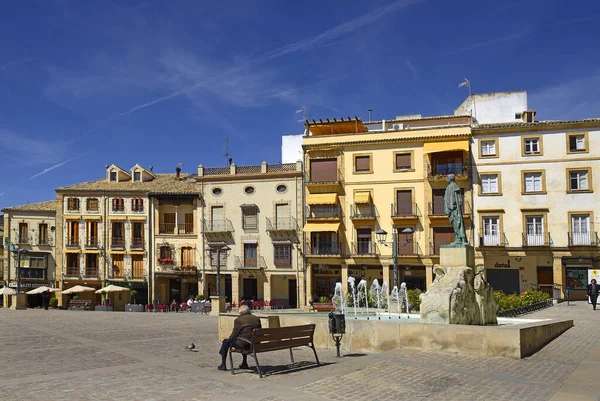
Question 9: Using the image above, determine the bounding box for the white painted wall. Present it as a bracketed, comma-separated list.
[281, 134, 304, 163]
[455, 91, 528, 124]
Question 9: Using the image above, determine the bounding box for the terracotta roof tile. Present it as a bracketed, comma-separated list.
[56, 174, 200, 195]
[475, 118, 600, 130]
[2, 200, 58, 213]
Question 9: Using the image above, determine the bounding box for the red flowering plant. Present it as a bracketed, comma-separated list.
[157, 257, 174, 264]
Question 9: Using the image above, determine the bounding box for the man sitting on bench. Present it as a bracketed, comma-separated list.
[218, 305, 261, 371]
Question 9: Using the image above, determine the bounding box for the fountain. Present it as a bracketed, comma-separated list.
[369, 279, 381, 317]
[331, 282, 345, 314]
[399, 282, 410, 313]
[356, 279, 368, 317]
[347, 277, 357, 318]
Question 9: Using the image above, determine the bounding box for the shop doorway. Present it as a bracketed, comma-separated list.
[537, 266, 554, 297]
[225, 275, 232, 302]
[169, 279, 181, 303]
[487, 269, 520, 295]
[243, 278, 258, 300]
[288, 279, 297, 308]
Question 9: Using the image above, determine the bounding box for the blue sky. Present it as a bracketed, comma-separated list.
[1, 0, 599, 208]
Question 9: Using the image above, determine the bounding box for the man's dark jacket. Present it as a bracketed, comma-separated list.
[229, 313, 261, 349]
[587, 283, 599, 296]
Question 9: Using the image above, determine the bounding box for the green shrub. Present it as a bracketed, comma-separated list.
[195, 294, 205, 301]
[407, 289, 422, 311]
[73, 295, 81, 300]
[493, 289, 550, 314]
[49, 298, 58, 308]
[130, 290, 138, 304]
[318, 296, 329, 303]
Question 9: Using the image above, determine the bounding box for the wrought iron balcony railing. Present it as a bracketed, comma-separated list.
[391, 203, 421, 218]
[568, 231, 599, 246]
[37, 236, 53, 246]
[234, 256, 267, 270]
[479, 232, 508, 247]
[85, 237, 99, 248]
[306, 205, 341, 220]
[159, 223, 176, 234]
[65, 237, 80, 248]
[203, 219, 234, 234]
[131, 238, 144, 249]
[110, 237, 125, 249]
[17, 235, 31, 245]
[350, 204, 377, 219]
[427, 161, 471, 180]
[351, 241, 379, 256]
[522, 232, 553, 247]
[306, 242, 343, 256]
[65, 266, 80, 277]
[266, 217, 298, 231]
[397, 241, 422, 256]
[428, 200, 472, 217]
[84, 267, 99, 278]
[178, 223, 195, 234]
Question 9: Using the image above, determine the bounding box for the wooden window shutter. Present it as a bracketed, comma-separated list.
[310, 159, 337, 182]
[396, 153, 411, 169]
[355, 156, 370, 171]
[244, 209, 258, 231]
[395, 190, 412, 214]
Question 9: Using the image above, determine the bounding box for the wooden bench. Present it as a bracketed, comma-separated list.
[68, 300, 94, 310]
[228, 324, 320, 378]
[311, 302, 336, 312]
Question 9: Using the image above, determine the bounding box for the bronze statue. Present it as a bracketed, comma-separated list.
[444, 174, 467, 246]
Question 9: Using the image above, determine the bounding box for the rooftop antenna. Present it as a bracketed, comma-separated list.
[458, 78, 476, 121]
[224, 138, 229, 166]
[368, 109, 373, 122]
[178, 162, 183, 171]
[296, 105, 310, 123]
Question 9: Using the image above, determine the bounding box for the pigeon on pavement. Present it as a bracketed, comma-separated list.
[185, 343, 195, 351]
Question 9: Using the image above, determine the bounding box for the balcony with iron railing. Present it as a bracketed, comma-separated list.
[568, 231, 599, 246]
[131, 237, 145, 250]
[350, 204, 378, 220]
[266, 217, 298, 232]
[234, 255, 267, 270]
[391, 203, 421, 219]
[177, 223, 195, 234]
[37, 236, 53, 246]
[85, 237, 99, 249]
[65, 236, 80, 248]
[203, 219, 234, 234]
[274, 255, 292, 266]
[427, 161, 471, 181]
[112, 204, 125, 213]
[159, 223, 176, 234]
[110, 237, 125, 249]
[132, 204, 144, 213]
[305, 169, 344, 185]
[428, 200, 472, 218]
[397, 241, 422, 257]
[306, 205, 341, 220]
[306, 242, 343, 256]
[522, 232, 553, 247]
[17, 235, 31, 245]
[84, 267, 99, 278]
[351, 241, 379, 256]
[65, 266, 80, 277]
[478, 232, 508, 247]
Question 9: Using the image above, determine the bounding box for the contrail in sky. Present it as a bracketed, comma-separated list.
[26, 149, 95, 181]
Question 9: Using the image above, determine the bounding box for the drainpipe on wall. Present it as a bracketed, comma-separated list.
[148, 194, 153, 303]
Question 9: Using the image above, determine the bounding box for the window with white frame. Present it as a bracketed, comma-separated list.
[568, 135, 586, 152]
[524, 138, 540, 154]
[524, 172, 543, 192]
[569, 170, 589, 191]
[526, 215, 544, 245]
[481, 174, 499, 194]
[480, 140, 496, 156]
[482, 216, 500, 246]
[571, 214, 591, 245]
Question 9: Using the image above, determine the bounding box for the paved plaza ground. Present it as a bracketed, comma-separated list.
[0, 302, 599, 401]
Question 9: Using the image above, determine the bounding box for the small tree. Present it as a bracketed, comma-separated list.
[130, 290, 138, 304]
[100, 290, 107, 305]
[73, 295, 81, 300]
[195, 294, 205, 301]
[49, 298, 58, 308]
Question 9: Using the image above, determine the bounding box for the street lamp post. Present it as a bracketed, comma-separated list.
[206, 245, 231, 299]
[376, 227, 413, 289]
[10, 246, 29, 294]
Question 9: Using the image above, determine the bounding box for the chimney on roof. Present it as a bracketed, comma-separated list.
[149, 166, 153, 172]
[368, 109, 373, 122]
[522, 110, 536, 123]
[175, 167, 181, 178]
[228, 158, 233, 166]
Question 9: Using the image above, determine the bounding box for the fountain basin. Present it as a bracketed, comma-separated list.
[218, 312, 572, 359]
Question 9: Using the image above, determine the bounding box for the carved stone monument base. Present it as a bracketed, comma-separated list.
[420, 245, 498, 325]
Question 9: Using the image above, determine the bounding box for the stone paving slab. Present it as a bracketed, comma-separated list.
[0, 301, 598, 401]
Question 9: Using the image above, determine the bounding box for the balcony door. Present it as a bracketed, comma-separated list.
[482, 217, 500, 246]
[397, 227, 414, 255]
[433, 227, 454, 255]
[132, 222, 144, 247]
[396, 190, 412, 216]
[211, 206, 224, 231]
[357, 228, 372, 254]
[275, 203, 290, 229]
[526, 216, 544, 246]
[432, 189, 445, 215]
[572, 214, 591, 245]
[311, 232, 338, 255]
[310, 158, 337, 182]
[244, 244, 257, 267]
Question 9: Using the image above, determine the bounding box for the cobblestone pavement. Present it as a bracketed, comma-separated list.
[0, 302, 598, 401]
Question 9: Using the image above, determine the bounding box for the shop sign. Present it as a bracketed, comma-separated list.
[588, 269, 600, 285]
[315, 268, 340, 276]
[8, 282, 52, 289]
[493, 260, 511, 268]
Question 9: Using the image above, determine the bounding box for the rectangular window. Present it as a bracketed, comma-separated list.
[112, 254, 124, 278]
[482, 216, 500, 246]
[524, 172, 543, 193]
[395, 153, 411, 170]
[568, 133, 587, 153]
[183, 213, 194, 234]
[66, 254, 80, 276]
[274, 245, 292, 265]
[111, 222, 124, 247]
[38, 223, 48, 245]
[524, 138, 540, 154]
[480, 140, 496, 156]
[159, 246, 172, 260]
[132, 254, 144, 278]
[67, 220, 79, 246]
[566, 267, 588, 290]
[131, 198, 144, 212]
[354, 155, 371, 172]
[571, 214, 591, 245]
[29, 256, 46, 268]
[309, 158, 337, 182]
[243, 208, 258, 232]
[86, 198, 99, 211]
[109, 171, 117, 181]
[86, 221, 98, 246]
[134, 171, 141, 181]
[181, 247, 195, 267]
[395, 190, 413, 216]
[481, 174, 499, 194]
[396, 227, 414, 255]
[244, 244, 258, 267]
[161, 212, 176, 233]
[526, 215, 544, 245]
[85, 254, 98, 277]
[67, 198, 80, 211]
[569, 170, 589, 191]
[112, 198, 124, 212]
[132, 222, 144, 248]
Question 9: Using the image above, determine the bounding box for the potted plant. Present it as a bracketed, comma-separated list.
[125, 290, 144, 312]
[49, 298, 58, 309]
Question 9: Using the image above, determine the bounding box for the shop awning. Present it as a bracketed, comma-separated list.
[423, 140, 469, 154]
[307, 193, 338, 205]
[128, 216, 146, 221]
[108, 216, 127, 220]
[62, 249, 81, 254]
[242, 238, 258, 244]
[82, 215, 102, 220]
[303, 222, 340, 233]
[354, 191, 371, 204]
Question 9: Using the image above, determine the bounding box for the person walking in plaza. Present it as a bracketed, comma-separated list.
[217, 305, 261, 371]
[587, 279, 599, 310]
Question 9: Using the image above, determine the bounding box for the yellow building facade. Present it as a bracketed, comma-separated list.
[303, 116, 473, 300]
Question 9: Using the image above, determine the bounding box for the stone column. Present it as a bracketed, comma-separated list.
[553, 255, 564, 298]
[263, 274, 272, 302]
[341, 264, 349, 292]
[382, 265, 390, 287]
[231, 272, 240, 304]
[305, 263, 313, 310]
[426, 265, 434, 289]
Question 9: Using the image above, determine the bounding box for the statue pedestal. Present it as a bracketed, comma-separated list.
[440, 245, 475, 268]
[10, 293, 27, 310]
[210, 296, 226, 315]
